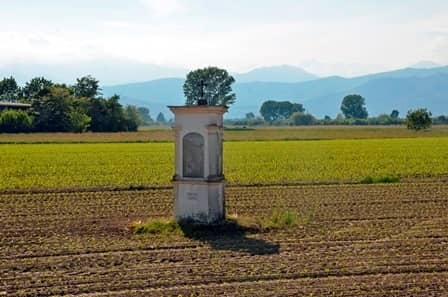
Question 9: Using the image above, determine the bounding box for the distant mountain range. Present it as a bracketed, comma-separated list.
[0, 59, 189, 85]
[0, 62, 317, 85]
[233, 65, 317, 83]
[103, 65, 448, 118]
[1, 60, 447, 118]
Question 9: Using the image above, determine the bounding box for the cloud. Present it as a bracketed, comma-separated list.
[1, 2, 447, 76]
[0, 31, 108, 65]
[139, 0, 186, 18]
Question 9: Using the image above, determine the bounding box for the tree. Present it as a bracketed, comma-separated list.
[137, 107, 153, 125]
[88, 98, 109, 132]
[390, 109, 399, 119]
[31, 86, 75, 132]
[406, 108, 432, 131]
[156, 112, 166, 124]
[0, 109, 33, 133]
[245, 112, 255, 120]
[291, 112, 316, 126]
[435, 115, 448, 124]
[105, 95, 126, 132]
[341, 94, 368, 119]
[22, 77, 53, 100]
[87, 95, 133, 132]
[0, 76, 20, 102]
[73, 75, 101, 98]
[69, 109, 91, 133]
[183, 67, 236, 106]
[124, 105, 141, 131]
[260, 100, 304, 122]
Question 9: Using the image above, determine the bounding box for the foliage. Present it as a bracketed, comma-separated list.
[73, 75, 101, 98]
[31, 86, 77, 132]
[0, 109, 33, 133]
[30, 85, 131, 133]
[260, 100, 304, 122]
[104, 95, 126, 131]
[137, 107, 153, 125]
[341, 94, 368, 119]
[262, 208, 298, 229]
[88, 97, 109, 132]
[22, 77, 53, 100]
[0, 75, 142, 133]
[390, 109, 399, 119]
[366, 114, 401, 125]
[360, 176, 400, 184]
[245, 112, 255, 120]
[291, 112, 316, 125]
[434, 115, 448, 125]
[124, 105, 141, 132]
[132, 208, 300, 237]
[0, 76, 20, 102]
[69, 109, 91, 133]
[224, 116, 265, 127]
[406, 108, 432, 131]
[183, 67, 236, 106]
[131, 219, 181, 235]
[156, 112, 166, 124]
[86, 95, 139, 132]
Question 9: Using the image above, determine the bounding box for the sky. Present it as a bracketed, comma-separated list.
[1, 0, 448, 77]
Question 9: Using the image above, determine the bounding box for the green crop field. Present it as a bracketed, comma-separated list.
[2, 131, 448, 296]
[1, 137, 447, 190]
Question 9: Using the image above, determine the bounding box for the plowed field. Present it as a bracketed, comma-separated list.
[2, 182, 448, 296]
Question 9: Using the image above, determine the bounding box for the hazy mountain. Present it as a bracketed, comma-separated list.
[104, 78, 185, 116]
[0, 59, 188, 85]
[234, 65, 318, 83]
[3, 60, 447, 118]
[103, 66, 448, 119]
[306, 73, 448, 117]
[410, 61, 441, 69]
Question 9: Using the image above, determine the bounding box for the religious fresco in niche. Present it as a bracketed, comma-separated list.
[183, 132, 204, 178]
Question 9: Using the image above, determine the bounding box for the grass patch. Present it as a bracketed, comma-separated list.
[360, 175, 400, 184]
[247, 208, 300, 230]
[131, 209, 304, 236]
[131, 219, 181, 235]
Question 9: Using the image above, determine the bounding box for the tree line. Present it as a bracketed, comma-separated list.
[0, 76, 165, 133]
[1, 66, 445, 133]
[180, 67, 442, 131]
[226, 95, 441, 130]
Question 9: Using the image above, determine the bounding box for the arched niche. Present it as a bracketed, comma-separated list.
[183, 132, 204, 178]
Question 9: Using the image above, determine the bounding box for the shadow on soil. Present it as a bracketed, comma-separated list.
[178, 219, 280, 255]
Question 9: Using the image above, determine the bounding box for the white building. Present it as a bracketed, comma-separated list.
[169, 105, 227, 224]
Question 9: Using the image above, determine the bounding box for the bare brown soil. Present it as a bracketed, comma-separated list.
[1, 182, 448, 296]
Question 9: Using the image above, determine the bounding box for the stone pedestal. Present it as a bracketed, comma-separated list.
[169, 105, 227, 224]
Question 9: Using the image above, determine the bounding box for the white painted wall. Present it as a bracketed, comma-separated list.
[169, 106, 227, 224]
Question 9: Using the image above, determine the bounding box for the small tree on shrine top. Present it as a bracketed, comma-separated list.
[183, 67, 236, 107]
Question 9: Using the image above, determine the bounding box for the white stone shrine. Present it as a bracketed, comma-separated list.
[169, 105, 227, 224]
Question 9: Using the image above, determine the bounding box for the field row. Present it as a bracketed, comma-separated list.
[1, 137, 448, 189]
[1, 182, 448, 296]
[2, 125, 448, 144]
